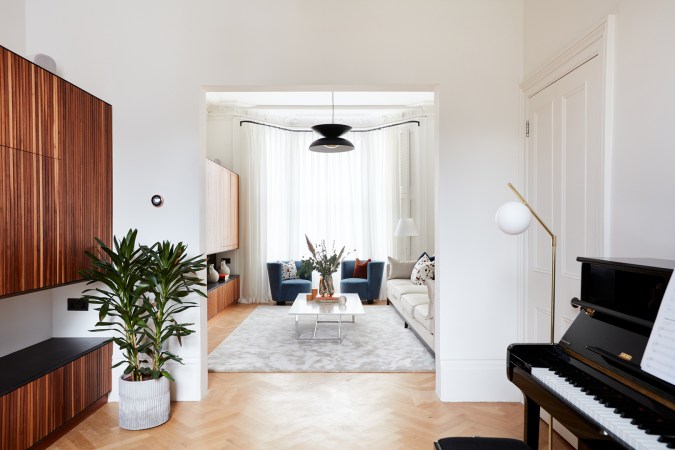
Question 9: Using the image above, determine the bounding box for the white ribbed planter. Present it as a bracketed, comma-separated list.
[118, 376, 170, 430]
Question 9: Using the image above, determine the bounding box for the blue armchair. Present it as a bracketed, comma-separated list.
[267, 261, 312, 305]
[339, 259, 384, 304]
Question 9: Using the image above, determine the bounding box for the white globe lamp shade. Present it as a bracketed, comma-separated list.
[495, 201, 532, 235]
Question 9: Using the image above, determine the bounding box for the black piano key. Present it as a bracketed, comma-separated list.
[647, 419, 670, 435]
[658, 436, 675, 449]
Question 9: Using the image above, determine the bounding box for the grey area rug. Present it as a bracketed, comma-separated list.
[208, 305, 435, 372]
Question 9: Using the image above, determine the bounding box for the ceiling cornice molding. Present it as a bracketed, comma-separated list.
[207, 103, 434, 128]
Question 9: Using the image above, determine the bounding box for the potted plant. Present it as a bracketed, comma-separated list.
[80, 229, 205, 430]
[298, 235, 349, 297]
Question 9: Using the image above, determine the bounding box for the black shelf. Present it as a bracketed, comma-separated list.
[207, 274, 240, 293]
[0, 337, 111, 396]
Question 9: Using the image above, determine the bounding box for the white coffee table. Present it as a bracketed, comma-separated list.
[288, 293, 365, 342]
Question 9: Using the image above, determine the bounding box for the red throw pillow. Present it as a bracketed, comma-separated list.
[353, 258, 371, 279]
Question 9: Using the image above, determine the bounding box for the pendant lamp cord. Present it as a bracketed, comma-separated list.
[331, 92, 335, 124]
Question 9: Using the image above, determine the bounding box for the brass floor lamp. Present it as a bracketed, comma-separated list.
[496, 182, 557, 449]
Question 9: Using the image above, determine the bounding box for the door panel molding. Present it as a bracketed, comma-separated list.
[518, 16, 615, 344]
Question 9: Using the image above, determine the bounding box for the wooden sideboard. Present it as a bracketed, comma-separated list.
[0, 45, 112, 298]
[0, 338, 113, 450]
[205, 159, 239, 254]
[206, 275, 240, 319]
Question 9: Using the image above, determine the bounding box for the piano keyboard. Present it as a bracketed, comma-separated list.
[531, 367, 673, 449]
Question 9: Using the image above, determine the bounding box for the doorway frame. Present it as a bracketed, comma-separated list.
[516, 16, 616, 447]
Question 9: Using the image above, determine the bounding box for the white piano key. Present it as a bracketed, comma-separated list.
[531, 367, 668, 450]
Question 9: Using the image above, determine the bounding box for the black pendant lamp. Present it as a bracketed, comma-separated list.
[309, 92, 354, 153]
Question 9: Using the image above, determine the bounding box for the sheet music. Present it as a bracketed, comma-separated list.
[641, 275, 675, 385]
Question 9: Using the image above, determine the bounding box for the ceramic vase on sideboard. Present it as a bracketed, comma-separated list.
[218, 259, 230, 277]
[207, 264, 219, 282]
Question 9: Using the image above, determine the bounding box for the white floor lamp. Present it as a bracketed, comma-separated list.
[495, 182, 557, 449]
[394, 218, 418, 261]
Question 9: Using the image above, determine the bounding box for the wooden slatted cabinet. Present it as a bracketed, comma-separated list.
[205, 159, 239, 254]
[0, 45, 112, 298]
[207, 275, 240, 320]
[0, 338, 113, 450]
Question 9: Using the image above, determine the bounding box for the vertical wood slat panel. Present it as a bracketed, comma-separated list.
[0, 49, 9, 146]
[0, 45, 112, 297]
[60, 83, 113, 283]
[0, 343, 112, 450]
[0, 47, 58, 157]
[0, 146, 59, 296]
[207, 292, 218, 320]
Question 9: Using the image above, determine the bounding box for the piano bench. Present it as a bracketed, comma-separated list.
[434, 437, 530, 450]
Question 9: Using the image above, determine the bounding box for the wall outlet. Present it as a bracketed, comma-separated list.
[67, 298, 89, 311]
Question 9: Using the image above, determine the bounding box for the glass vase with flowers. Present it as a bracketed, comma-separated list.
[298, 235, 350, 297]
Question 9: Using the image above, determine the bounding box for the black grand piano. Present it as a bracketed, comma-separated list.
[508, 257, 675, 450]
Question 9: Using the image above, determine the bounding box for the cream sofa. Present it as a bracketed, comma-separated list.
[386, 264, 435, 354]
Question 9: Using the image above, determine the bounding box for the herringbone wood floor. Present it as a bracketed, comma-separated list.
[50, 303, 573, 450]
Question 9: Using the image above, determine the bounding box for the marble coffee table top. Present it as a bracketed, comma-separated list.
[288, 293, 365, 316]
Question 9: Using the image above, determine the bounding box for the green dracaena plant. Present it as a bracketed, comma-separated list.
[139, 240, 206, 380]
[80, 229, 151, 382]
[80, 229, 205, 382]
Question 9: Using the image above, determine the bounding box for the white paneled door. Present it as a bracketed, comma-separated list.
[524, 54, 605, 343]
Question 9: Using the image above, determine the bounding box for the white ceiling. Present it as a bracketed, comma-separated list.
[205, 91, 434, 124]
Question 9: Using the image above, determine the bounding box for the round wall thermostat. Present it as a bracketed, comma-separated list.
[151, 195, 164, 207]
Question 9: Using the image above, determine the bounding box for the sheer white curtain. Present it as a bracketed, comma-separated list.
[238, 125, 270, 303]
[240, 122, 407, 302]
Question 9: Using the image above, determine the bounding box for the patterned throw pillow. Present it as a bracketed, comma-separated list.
[417, 251, 436, 262]
[280, 261, 298, 280]
[353, 258, 371, 279]
[411, 254, 435, 285]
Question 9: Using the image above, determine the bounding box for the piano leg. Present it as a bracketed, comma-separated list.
[523, 395, 540, 449]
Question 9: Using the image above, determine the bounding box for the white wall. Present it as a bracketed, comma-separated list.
[0, 291, 52, 357]
[19, 0, 524, 401]
[610, 0, 675, 258]
[523, 0, 619, 77]
[524, 0, 675, 259]
[206, 108, 235, 169]
[0, 0, 25, 55]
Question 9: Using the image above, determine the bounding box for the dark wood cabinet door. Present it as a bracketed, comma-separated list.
[0, 147, 60, 296]
[0, 47, 60, 158]
[59, 82, 113, 283]
[0, 49, 35, 153]
[0, 45, 112, 297]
